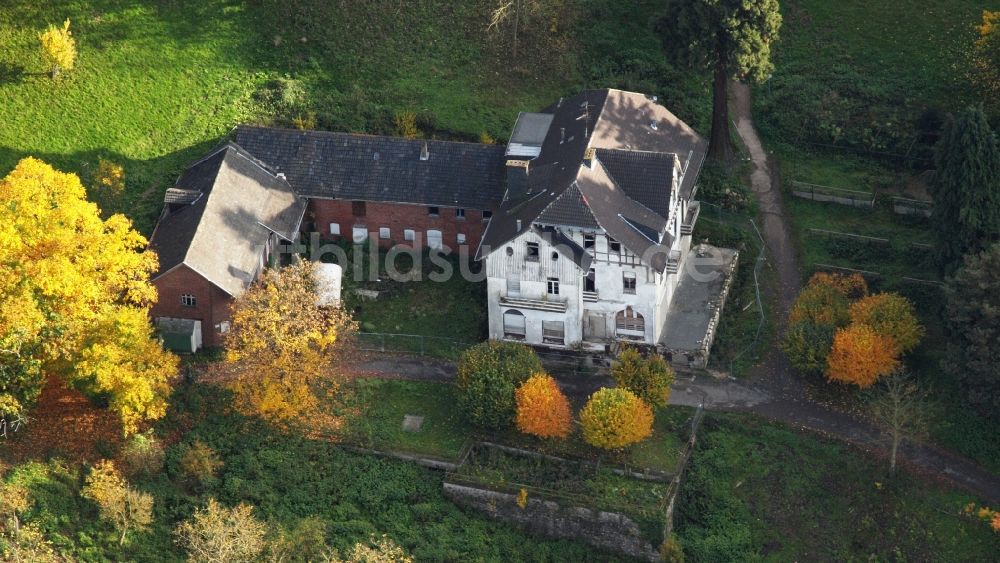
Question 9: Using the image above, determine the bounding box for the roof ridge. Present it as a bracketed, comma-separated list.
[235, 124, 501, 149]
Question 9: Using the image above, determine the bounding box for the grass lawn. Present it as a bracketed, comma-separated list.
[0, 0, 706, 236]
[332, 377, 689, 474]
[677, 413, 1000, 561]
[757, 0, 997, 154]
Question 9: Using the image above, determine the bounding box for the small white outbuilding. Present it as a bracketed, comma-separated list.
[314, 263, 343, 308]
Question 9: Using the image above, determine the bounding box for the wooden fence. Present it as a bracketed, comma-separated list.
[790, 181, 875, 208]
[891, 196, 933, 218]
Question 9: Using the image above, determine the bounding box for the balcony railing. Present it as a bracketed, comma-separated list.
[500, 295, 568, 313]
[582, 290, 599, 303]
[681, 201, 700, 235]
[665, 250, 682, 274]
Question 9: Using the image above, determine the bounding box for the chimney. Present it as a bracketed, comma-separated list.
[583, 148, 596, 170]
[516, 219, 522, 231]
[420, 142, 429, 161]
[560, 128, 565, 144]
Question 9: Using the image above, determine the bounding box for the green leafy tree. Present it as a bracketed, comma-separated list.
[930, 106, 1000, 272]
[456, 341, 542, 429]
[781, 321, 836, 375]
[659, 0, 781, 161]
[943, 243, 1000, 416]
[611, 347, 674, 407]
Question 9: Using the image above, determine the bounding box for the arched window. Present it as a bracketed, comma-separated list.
[503, 309, 526, 340]
[615, 307, 645, 340]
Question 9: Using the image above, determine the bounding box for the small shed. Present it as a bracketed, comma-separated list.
[156, 317, 203, 354]
[315, 263, 343, 308]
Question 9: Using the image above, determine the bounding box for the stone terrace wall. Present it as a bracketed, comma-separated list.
[443, 482, 660, 562]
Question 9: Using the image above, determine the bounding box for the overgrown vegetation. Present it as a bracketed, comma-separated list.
[676, 413, 999, 561]
[0, 384, 625, 561]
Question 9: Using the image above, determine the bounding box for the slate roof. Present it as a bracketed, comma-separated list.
[478, 89, 707, 272]
[149, 142, 307, 296]
[233, 126, 506, 210]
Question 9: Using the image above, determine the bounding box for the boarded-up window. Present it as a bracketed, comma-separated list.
[506, 276, 521, 296]
[503, 310, 526, 339]
[352, 201, 367, 217]
[526, 242, 540, 262]
[352, 226, 368, 243]
[427, 230, 443, 249]
[542, 321, 565, 345]
[404, 229, 415, 241]
[615, 306, 644, 339]
[329, 223, 341, 236]
[379, 227, 391, 239]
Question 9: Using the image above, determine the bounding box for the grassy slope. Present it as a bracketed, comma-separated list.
[757, 0, 1000, 472]
[0, 0, 572, 234]
[677, 414, 999, 561]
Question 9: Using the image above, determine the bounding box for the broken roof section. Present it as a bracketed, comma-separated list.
[478, 89, 708, 271]
[149, 142, 307, 296]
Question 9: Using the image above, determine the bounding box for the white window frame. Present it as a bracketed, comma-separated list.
[456, 208, 466, 219]
[329, 222, 341, 236]
[623, 272, 637, 294]
[547, 277, 559, 295]
[457, 233, 467, 245]
[404, 229, 416, 242]
[379, 227, 391, 240]
[352, 226, 368, 243]
[181, 294, 197, 308]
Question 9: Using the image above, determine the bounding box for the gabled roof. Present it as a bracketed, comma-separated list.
[233, 126, 506, 210]
[478, 89, 707, 270]
[149, 142, 307, 296]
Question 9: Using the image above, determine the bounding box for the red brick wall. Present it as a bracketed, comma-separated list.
[308, 198, 488, 251]
[150, 265, 233, 348]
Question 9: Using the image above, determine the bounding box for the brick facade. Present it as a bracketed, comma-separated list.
[308, 198, 490, 251]
[150, 265, 234, 348]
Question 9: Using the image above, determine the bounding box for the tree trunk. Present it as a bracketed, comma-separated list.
[708, 49, 735, 162]
[890, 431, 899, 473]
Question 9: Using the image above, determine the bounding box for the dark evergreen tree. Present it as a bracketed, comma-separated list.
[943, 243, 1000, 417]
[931, 106, 1000, 272]
[658, 0, 782, 161]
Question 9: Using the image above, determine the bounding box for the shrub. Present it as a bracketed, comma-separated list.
[81, 460, 154, 545]
[781, 321, 835, 375]
[611, 347, 674, 407]
[393, 111, 420, 138]
[579, 388, 654, 450]
[849, 293, 923, 353]
[334, 534, 413, 562]
[174, 498, 267, 563]
[514, 373, 572, 439]
[39, 19, 76, 77]
[178, 440, 223, 489]
[826, 324, 900, 388]
[120, 432, 165, 478]
[456, 341, 542, 429]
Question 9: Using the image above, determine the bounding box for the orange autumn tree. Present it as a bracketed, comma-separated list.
[783, 272, 868, 374]
[514, 373, 572, 439]
[849, 293, 924, 353]
[826, 324, 900, 388]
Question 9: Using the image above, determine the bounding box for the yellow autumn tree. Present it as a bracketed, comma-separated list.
[39, 19, 77, 78]
[580, 388, 654, 450]
[514, 372, 572, 439]
[0, 158, 175, 434]
[226, 261, 355, 422]
[972, 10, 1000, 108]
[825, 324, 900, 388]
[849, 293, 924, 354]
